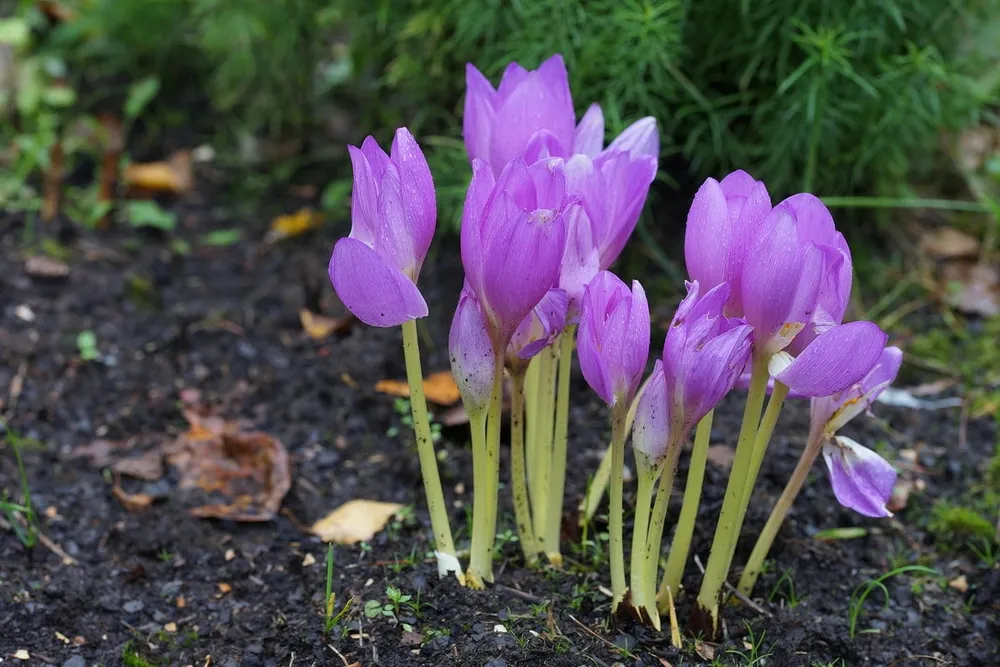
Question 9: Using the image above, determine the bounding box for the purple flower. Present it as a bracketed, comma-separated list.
[683, 171, 772, 316]
[811, 346, 904, 433]
[809, 346, 902, 518]
[768, 321, 888, 398]
[464, 54, 659, 173]
[577, 271, 650, 407]
[449, 288, 496, 417]
[507, 289, 569, 366]
[464, 55, 577, 173]
[564, 149, 658, 272]
[461, 157, 572, 349]
[329, 128, 436, 327]
[777, 194, 853, 355]
[823, 436, 897, 518]
[661, 281, 754, 436]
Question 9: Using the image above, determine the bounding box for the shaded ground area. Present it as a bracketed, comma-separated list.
[1, 213, 997, 667]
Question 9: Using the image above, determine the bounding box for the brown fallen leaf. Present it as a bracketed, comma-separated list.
[311, 500, 404, 544]
[940, 261, 1000, 317]
[375, 371, 461, 406]
[113, 484, 155, 512]
[888, 478, 914, 513]
[72, 438, 136, 467]
[112, 449, 164, 481]
[694, 640, 716, 661]
[265, 208, 323, 243]
[168, 427, 291, 522]
[300, 309, 352, 340]
[919, 227, 981, 260]
[123, 150, 193, 195]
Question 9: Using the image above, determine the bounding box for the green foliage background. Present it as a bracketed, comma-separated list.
[8, 0, 1000, 220]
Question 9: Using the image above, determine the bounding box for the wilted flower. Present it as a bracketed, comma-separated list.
[460, 157, 572, 350]
[449, 288, 496, 418]
[814, 346, 903, 517]
[577, 271, 650, 407]
[329, 128, 435, 327]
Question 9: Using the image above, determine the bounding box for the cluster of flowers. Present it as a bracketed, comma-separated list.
[328, 55, 901, 635]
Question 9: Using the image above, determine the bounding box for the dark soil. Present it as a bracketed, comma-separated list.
[1, 208, 997, 667]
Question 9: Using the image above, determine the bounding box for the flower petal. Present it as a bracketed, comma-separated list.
[773, 322, 887, 397]
[329, 237, 428, 327]
[559, 206, 601, 319]
[509, 288, 569, 361]
[347, 144, 379, 245]
[606, 116, 659, 160]
[359, 135, 390, 182]
[481, 193, 567, 343]
[683, 178, 730, 292]
[463, 64, 498, 164]
[740, 210, 823, 354]
[524, 130, 565, 164]
[491, 64, 574, 167]
[372, 161, 416, 275]
[823, 435, 896, 518]
[595, 152, 657, 269]
[818, 345, 903, 433]
[390, 127, 436, 264]
[632, 361, 670, 466]
[573, 103, 605, 157]
[460, 159, 497, 292]
[450, 289, 496, 417]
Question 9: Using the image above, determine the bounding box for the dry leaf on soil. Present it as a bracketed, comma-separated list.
[165, 409, 291, 522]
[265, 208, 323, 243]
[919, 227, 981, 260]
[375, 371, 461, 406]
[311, 499, 404, 544]
[112, 449, 164, 481]
[112, 484, 155, 512]
[300, 308, 353, 340]
[24, 255, 70, 280]
[939, 262, 1000, 317]
[123, 150, 193, 195]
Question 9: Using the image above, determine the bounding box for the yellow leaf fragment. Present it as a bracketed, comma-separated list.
[375, 371, 461, 406]
[311, 499, 404, 544]
[266, 208, 323, 242]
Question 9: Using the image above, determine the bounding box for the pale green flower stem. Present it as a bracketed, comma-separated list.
[466, 348, 505, 588]
[657, 410, 714, 609]
[543, 327, 576, 565]
[510, 370, 540, 561]
[694, 355, 769, 634]
[401, 320, 460, 580]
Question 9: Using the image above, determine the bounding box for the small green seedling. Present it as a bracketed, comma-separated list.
[77, 330, 100, 361]
[323, 544, 353, 635]
[848, 565, 938, 638]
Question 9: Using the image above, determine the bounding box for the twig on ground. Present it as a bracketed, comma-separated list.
[567, 614, 618, 651]
[495, 583, 546, 604]
[692, 554, 772, 617]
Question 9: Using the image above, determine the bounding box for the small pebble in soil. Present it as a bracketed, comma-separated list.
[62, 657, 85, 667]
[483, 659, 508, 667]
[122, 600, 144, 614]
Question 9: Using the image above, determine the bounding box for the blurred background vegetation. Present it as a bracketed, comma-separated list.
[2, 0, 999, 228]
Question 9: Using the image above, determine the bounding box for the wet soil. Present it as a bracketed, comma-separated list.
[1, 209, 997, 667]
